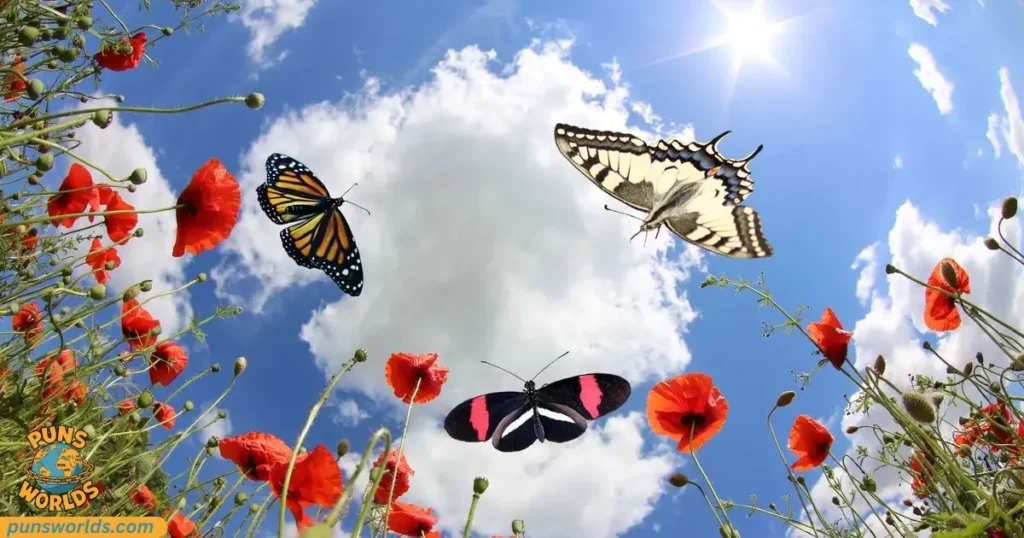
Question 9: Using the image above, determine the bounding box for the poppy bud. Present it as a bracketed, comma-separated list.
[35, 153, 54, 172]
[668, 472, 689, 487]
[230, 492, 247, 507]
[885, 264, 897, 274]
[831, 496, 839, 506]
[1002, 197, 1018, 220]
[72, 34, 85, 49]
[103, 260, 116, 270]
[128, 411, 141, 423]
[76, 17, 92, 30]
[245, 93, 265, 110]
[24, 78, 42, 100]
[218, 410, 228, 419]
[860, 475, 876, 492]
[768, 502, 777, 511]
[197, 272, 208, 283]
[53, 26, 69, 40]
[976, 352, 984, 365]
[122, 285, 139, 302]
[297, 446, 306, 455]
[204, 437, 219, 450]
[901, 391, 936, 423]
[140, 280, 153, 292]
[474, 476, 489, 495]
[129, 168, 147, 184]
[985, 237, 1000, 250]
[210, 364, 221, 373]
[58, 47, 78, 63]
[149, 326, 161, 337]
[511, 520, 525, 535]
[82, 424, 96, 438]
[114, 364, 126, 377]
[718, 525, 740, 538]
[873, 355, 886, 375]
[922, 340, 932, 351]
[775, 391, 796, 407]
[183, 400, 194, 412]
[136, 390, 154, 409]
[234, 357, 247, 377]
[92, 110, 112, 129]
[989, 381, 1001, 394]
[249, 503, 260, 514]
[18, 26, 39, 45]
[845, 426, 858, 434]
[127, 184, 136, 194]
[161, 27, 174, 36]
[336, 440, 350, 457]
[89, 284, 106, 300]
[939, 261, 960, 291]
[178, 497, 187, 510]
[134, 228, 144, 237]
[354, 348, 368, 362]
[963, 362, 973, 376]
[1012, 354, 1024, 371]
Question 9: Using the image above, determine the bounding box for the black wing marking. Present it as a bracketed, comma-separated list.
[664, 204, 773, 259]
[493, 402, 589, 452]
[537, 373, 632, 420]
[553, 123, 763, 211]
[444, 392, 527, 443]
[280, 209, 364, 296]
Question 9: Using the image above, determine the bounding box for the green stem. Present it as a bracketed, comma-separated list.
[463, 491, 482, 538]
[381, 378, 422, 538]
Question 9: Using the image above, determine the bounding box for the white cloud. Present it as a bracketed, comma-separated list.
[892, 154, 904, 169]
[909, 0, 950, 26]
[71, 99, 193, 336]
[217, 40, 705, 538]
[908, 44, 954, 115]
[850, 243, 879, 306]
[997, 68, 1024, 167]
[806, 199, 1024, 527]
[329, 398, 369, 427]
[197, 405, 233, 443]
[987, 112, 1003, 158]
[232, 0, 320, 66]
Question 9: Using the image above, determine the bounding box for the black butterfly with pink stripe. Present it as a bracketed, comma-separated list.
[444, 372, 632, 452]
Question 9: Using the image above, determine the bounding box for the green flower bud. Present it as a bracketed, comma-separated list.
[114, 364, 126, 377]
[245, 93, 265, 110]
[885, 263, 896, 274]
[985, 237, 1000, 250]
[249, 503, 260, 514]
[511, 520, 525, 535]
[122, 286, 139, 302]
[861, 475, 877, 492]
[40, 28, 53, 41]
[234, 357, 247, 377]
[206, 446, 215, 456]
[217, 410, 228, 419]
[136, 390, 154, 409]
[34, 153, 54, 171]
[161, 27, 174, 36]
[206, 436, 220, 448]
[57, 47, 78, 62]
[873, 355, 886, 375]
[76, 17, 93, 30]
[473, 476, 489, 495]
[183, 400, 194, 412]
[129, 168, 147, 185]
[196, 272, 208, 283]
[668, 472, 689, 487]
[210, 364, 221, 373]
[140, 280, 153, 292]
[47, 59, 58, 69]
[89, 284, 106, 300]
[775, 391, 796, 408]
[26, 79, 45, 99]
[72, 34, 85, 49]
[234, 492, 248, 506]
[845, 425, 858, 434]
[92, 110, 112, 129]
[719, 525, 740, 538]
[336, 440, 350, 457]
[901, 391, 936, 423]
[128, 411, 141, 423]
[1002, 196, 1018, 220]
[52, 26, 69, 40]
[18, 26, 39, 46]
[940, 261, 960, 291]
[354, 348, 368, 363]
[133, 228, 144, 237]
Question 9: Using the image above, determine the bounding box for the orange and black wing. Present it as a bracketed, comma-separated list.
[258, 153, 331, 224]
[280, 208, 364, 297]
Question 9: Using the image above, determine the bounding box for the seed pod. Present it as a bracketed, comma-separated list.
[901, 391, 937, 423]
[984, 237, 1000, 250]
[245, 93, 265, 110]
[1002, 197, 1018, 220]
[776, 391, 796, 407]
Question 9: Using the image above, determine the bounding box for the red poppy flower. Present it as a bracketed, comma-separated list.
[373, 449, 415, 504]
[86, 237, 121, 284]
[154, 402, 176, 430]
[118, 400, 135, 415]
[219, 431, 293, 482]
[131, 484, 157, 511]
[121, 298, 160, 351]
[18, 227, 39, 255]
[270, 445, 344, 533]
[988, 528, 1008, 538]
[172, 158, 241, 258]
[95, 33, 147, 72]
[807, 307, 852, 369]
[34, 349, 77, 386]
[954, 402, 1016, 452]
[47, 164, 100, 228]
[385, 352, 450, 404]
[3, 55, 25, 102]
[148, 341, 188, 387]
[924, 258, 971, 332]
[909, 448, 935, 499]
[646, 372, 729, 453]
[102, 191, 138, 243]
[12, 302, 43, 346]
[787, 415, 834, 471]
[386, 502, 439, 537]
[167, 512, 195, 538]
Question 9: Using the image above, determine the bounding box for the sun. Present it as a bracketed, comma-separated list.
[722, 5, 775, 62]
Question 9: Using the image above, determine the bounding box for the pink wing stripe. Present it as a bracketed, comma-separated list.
[469, 396, 490, 442]
[578, 375, 603, 419]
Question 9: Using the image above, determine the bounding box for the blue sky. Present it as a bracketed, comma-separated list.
[69, 0, 1024, 536]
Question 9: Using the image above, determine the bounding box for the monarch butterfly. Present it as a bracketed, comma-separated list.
[256, 153, 366, 297]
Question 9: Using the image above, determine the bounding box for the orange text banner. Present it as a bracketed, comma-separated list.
[0, 517, 166, 538]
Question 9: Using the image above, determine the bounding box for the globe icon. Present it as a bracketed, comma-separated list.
[24, 442, 93, 495]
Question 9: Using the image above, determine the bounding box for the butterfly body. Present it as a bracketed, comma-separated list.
[257, 154, 364, 296]
[444, 374, 631, 452]
[554, 123, 773, 258]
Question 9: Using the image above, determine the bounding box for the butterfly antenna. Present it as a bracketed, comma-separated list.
[603, 204, 644, 223]
[481, 361, 527, 383]
[340, 182, 359, 197]
[654, 226, 662, 240]
[530, 350, 570, 381]
[346, 200, 372, 216]
[338, 183, 372, 216]
[629, 228, 645, 243]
